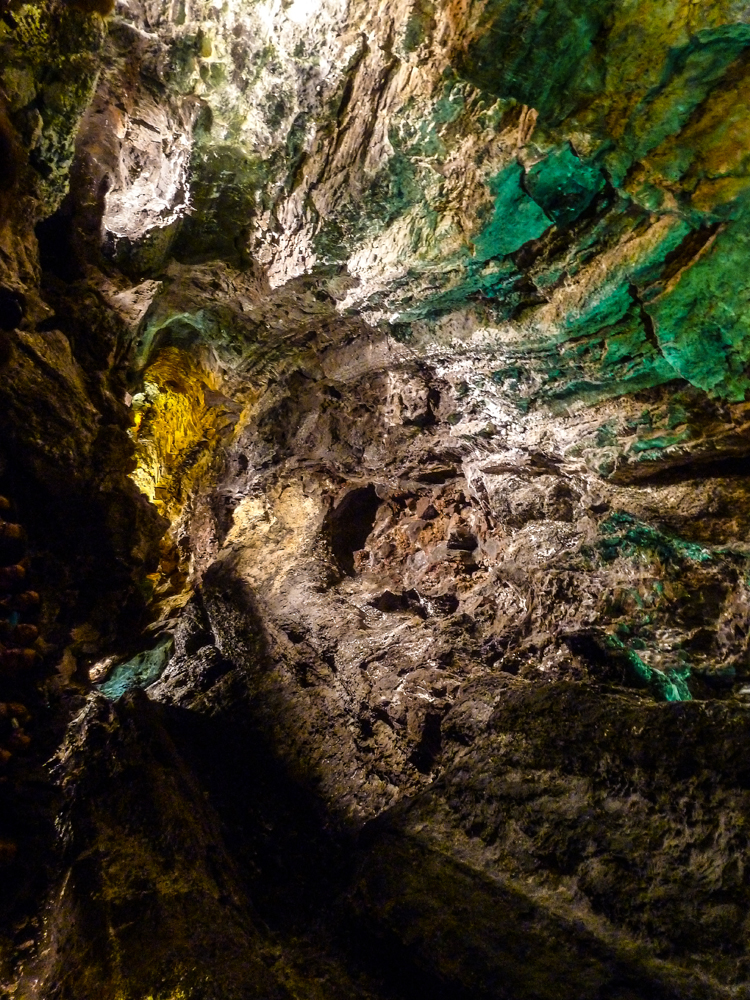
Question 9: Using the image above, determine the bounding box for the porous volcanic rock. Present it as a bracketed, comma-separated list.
[3, 0, 750, 998]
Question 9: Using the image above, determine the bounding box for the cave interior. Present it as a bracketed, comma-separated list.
[3, 0, 750, 997]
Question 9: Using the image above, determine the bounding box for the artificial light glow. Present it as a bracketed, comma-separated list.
[129, 349, 227, 512]
[284, 0, 322, 25]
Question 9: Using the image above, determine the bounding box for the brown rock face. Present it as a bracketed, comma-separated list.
[16, 352, 748, 999]
[3, 0, 750, 997]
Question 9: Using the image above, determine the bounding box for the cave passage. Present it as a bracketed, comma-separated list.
[1, 0, 750, 997]
[328, 485, 382, 576]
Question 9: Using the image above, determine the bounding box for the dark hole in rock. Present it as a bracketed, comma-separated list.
[35, 315, 61, 332]
[386, 590, 426, 617]
[237, 453, 249, 471]
[0, 522, 26, 563]
[565, 632, 611, 670]
[371, 589, 406, 612]
[294, 661, 315, 687]
[181, 628, 214, 658]
[0, 110, 21, 197]
[35, 209, 81, 283]
[447, 528, 478, 551]
[684, 627, 715, 653]
[415, 467, 457, 484]
[328, 485, 381, 576]
[415, 498, 439, 519]
[481, 636, 507, 666]
[425, 592, 460, 615]
[410, 711, 443, 773]
[69, 0, 115, 15]
[371, 589, 458, 617]
[0, 287, 24, 331]
[628, 452, 750, 486]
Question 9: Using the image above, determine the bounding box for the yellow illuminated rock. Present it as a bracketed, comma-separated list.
[129, 347, 245, 519]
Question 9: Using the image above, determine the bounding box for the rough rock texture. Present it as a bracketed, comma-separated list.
[3, 0, 750, 997]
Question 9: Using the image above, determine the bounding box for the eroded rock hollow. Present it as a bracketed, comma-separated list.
[2, 0, 750, 997]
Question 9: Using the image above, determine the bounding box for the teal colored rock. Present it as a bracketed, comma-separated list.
[524, 144, 605, 226]
[605, 635, 692, 702]
[459, 0, 605, 122]
[598, 512, 714, 567]
[473, 162, 552, 262]
[647, 217, 750, 400]
[98, 634, 174, 700]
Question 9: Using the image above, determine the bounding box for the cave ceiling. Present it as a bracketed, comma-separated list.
[2, 0, 750, 998]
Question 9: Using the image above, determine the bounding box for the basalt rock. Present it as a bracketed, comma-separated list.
[3, 0, 750, 998]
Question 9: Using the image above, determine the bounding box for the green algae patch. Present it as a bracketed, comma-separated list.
[133, 309, 223, 371]
[621, 24, 750, 168]
[627, 427, 694, 463]
[431, 72, 468, 126]
[561, 283, 634, 343]
[398, 259, 521, 323]
[0, 1, 107, 211]
[313, 148, 424, 265]
[391, 159, 555, 321]
[601, 320, 651, 369]
[98, 634, 174, 699]
[402, 0, 435, 53]
[434, 1, 750, 415]
[530, 292, 677, 411]
[173, 143, 272, 267]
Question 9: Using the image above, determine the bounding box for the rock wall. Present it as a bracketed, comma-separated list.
[2, 0, 750, 997]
